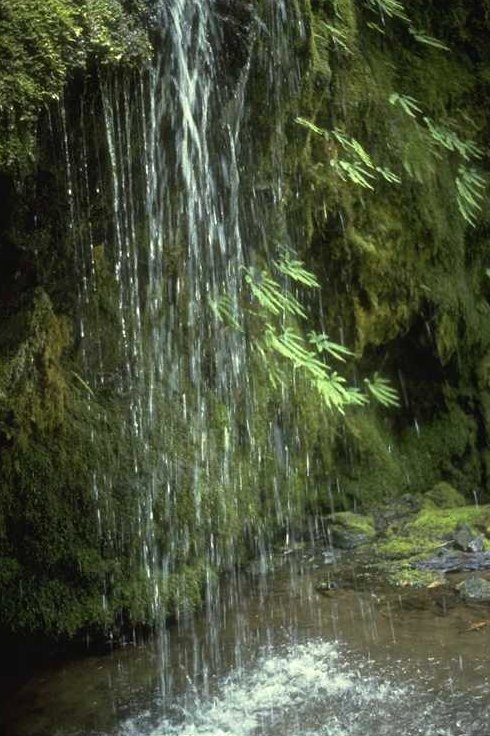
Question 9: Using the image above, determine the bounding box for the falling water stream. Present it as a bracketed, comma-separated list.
[2, 1, 490, 734]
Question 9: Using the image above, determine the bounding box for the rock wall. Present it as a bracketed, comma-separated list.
[0, 0, 489, 639]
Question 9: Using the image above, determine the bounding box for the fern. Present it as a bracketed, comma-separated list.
[408, 27, 450, 51]
[214, 253, 399, 413]
[296, 119, 400, 190]
[424, 118, 482, 161]
[296, 116, 327, 138]
[364, 0, 408, 22]
[209, 294, 242, 330]
[376, 166, 402, 184]
[366, 21, 386, 34]
[317, 21, 352, 53]
[274, 252, 320, 287]
[332, 130, 374, 167]
[389, 92, 422, 119]
[308, 332, 355, 362]
[364, 375, 400, 407]
[456, 166, 486, 226]
[243, 268, 307, 319]
[265, 325, 368, 413]
[335, 159, 376, 190]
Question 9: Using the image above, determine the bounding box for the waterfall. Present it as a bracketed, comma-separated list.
[58, 0, 310, 629]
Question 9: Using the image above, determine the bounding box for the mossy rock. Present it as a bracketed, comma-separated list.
[375, 504, 490, 567]
[424, 481, 466, 509]
[385, 565, 445, 590]
[326, 511, 376, 549]
[375, 535, 437, 561]
[408, 505, 490, 541]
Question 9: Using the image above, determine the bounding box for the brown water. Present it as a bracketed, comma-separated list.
[2, 551, 490, 736]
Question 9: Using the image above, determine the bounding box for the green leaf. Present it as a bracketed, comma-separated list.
[295, 117, 327, 137]
[274, 253, 320, 288]
[408, 27, 450, 51]
[364, 0, 408, 21]
[318, 21, 352, 53]
[208, 295, 242, 330]
[389, 93, 422, 119]
[424, 118, 482, 161]
[456, 166, 485, 227]
[364, 375, 400, 407]
[308, 332, 355, 362]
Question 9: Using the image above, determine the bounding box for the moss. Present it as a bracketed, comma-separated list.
[409, 505, 490, 538]
[374, 503, 490, 586]
[375, 535, 436, 560]
[0, 0, 151, 172]
[328, 511, 375, 536]
[385, 565, 444, 589]
[424, 481, 466, 508]
[1, 0, 490, 640]
[0, 289, 71, 444]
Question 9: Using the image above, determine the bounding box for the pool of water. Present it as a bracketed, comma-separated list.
[2, 550, 490, 735]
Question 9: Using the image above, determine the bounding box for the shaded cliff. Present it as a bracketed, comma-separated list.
[0, 0, 489, 639]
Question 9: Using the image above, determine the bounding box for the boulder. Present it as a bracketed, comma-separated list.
[456, 576, 490, 603]
[424, 482, 466, 509]
[325, 512, 376, 550]
[373, 494, 423, 533]
[453, 523, 485, 553]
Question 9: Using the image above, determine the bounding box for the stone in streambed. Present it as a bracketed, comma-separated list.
[457, 576, 490, 603]
[325, 512, 376, 550]
[424, 482, 466, 509]
[453, 523, 485, 552]
[373, 494, 423, 533]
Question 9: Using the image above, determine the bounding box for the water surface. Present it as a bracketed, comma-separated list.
[3, 552, 490, 735]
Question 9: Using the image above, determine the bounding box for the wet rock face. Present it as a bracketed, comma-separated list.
[457, 576, 490, 603]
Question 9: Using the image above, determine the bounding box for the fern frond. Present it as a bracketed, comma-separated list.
[389, 92, 422, 119]
[308, 331, 355, 362]
[295, 117, 327, 138]
[274, 253, 320, 288]
[209, 295, 242, 330]
[424, 118, 482, 161]
[332, 130, 374, 168]
[364, 0, 408, 22]
[408, 27, 450, 51]
[376, 166, 402, 184]
[244, 268, 306, 318]
[317, 21, 352, 53]
[456, 166, 486, 227]
[367, 21, 386, 34]
[335, 159, 376, 189]
[364, 375, 400, 407]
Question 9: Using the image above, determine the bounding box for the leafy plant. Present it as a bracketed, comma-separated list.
[364, 375, 400, 408]
[386, 93, 486, 226]
[423, 118, 482, 161]
[216, 254, 400, 414]
[317, 20, 352, 54]
[408, 27, 450, 51]
[389, 92, 422, 119]
[363, 0, 449, 53]
[364, 0, 408, 22]
[208, 295, 242, 330]
[273, 252, 320, 287]
[455, 166, 486, 226]
[244, 268, 307, 319]
[296, 118, 401, 190]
